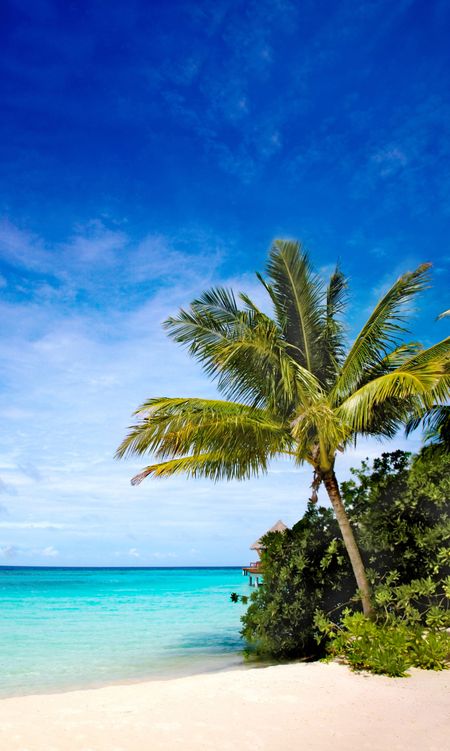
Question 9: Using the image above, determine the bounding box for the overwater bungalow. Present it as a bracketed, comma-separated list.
[242, 520, 288, 587]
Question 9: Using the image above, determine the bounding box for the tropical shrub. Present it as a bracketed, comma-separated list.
[342, 449, 450, 583]
[241, 448, 450, 674]
[314, 608, 450, 677]
[315, 570, 450, 676]
[241, 503, 356, 659]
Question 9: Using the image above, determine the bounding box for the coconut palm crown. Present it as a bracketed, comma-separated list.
[117, 241, 450, 618]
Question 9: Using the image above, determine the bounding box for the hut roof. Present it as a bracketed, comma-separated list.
[250, 520, 288, 550]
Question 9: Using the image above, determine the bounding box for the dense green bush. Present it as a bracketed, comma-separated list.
[240, 448, 450, 673]
[315, 573, 450, 676]
[342, 449, 450, 583]
[241, 504, 355, 659]
[314, 610, 450, 677]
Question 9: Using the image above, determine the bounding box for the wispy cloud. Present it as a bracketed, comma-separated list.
[0, 219, 226, 310]
[0, 544, 20, 559]
[0, 521, 67, 530]
[371, 146, 408, 177]
[42, 545, 59, 557]
[17, 463, 42, 482]
[0, 477, 16, 496]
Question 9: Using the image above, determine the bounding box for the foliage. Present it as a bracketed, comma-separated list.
[315, 572, 450, 676]
[241, 449, 450, 674]
[341, 449, 450, 582]
[230, 592, 248, 604]
[241, 503, 355, 659]
[314, 607, 450, 677]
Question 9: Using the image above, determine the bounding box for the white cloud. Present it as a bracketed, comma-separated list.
[128, 547, 140, 558]
[0, 521, 67, 529]
[17, 463, 42, 482]
[0, 477, 16, 496]
[0, 544, 19, 558]
[42, 545, 59, 557]
[151, 551, 178, 560]
[62, 220, 127, 266]
[372, 146, 408, 176]
[0, 220, 50, 271]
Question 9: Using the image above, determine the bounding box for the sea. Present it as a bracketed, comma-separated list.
[0, 566, 251, 698]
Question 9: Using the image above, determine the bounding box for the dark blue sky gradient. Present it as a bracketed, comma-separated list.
[1, 1, 449, 289]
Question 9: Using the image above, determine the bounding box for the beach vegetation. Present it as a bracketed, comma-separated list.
[240, 502, 354, 659]
[241, 448, 450, 675]
[314, 608, 450, 677]
[117, 241, 450, 620]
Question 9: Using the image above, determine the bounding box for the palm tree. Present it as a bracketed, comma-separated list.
[117, 241, 450, 618]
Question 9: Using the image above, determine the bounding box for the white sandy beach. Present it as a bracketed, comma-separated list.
[0, 661, 449, 751]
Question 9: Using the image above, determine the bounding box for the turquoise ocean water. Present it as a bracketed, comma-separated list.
[0, 567, 251, 698]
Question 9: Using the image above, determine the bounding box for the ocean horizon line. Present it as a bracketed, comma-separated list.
[0, 564, 243, 570]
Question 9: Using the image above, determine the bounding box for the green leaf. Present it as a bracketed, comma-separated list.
[332, 263, 432, 403]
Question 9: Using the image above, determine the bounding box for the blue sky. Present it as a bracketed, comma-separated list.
[0, 0, 449, 565]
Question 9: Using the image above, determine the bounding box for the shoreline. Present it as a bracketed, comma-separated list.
[1, 661, 448, 751]
[0, 652, 252, 701]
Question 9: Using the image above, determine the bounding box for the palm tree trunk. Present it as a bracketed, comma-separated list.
[323, 470, 374, 619]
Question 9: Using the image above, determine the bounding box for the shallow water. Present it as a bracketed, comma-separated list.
[0, 566, 250, 697]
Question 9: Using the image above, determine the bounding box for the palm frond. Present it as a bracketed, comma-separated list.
[403, 339, 450, 440]
[255, 272, 284, 318]
[336, 352, 448, 434]
[130, 450, 271, 485]
[331, 263, 431, 404]
[356, 398, 420, 440]
[348, 343, 423, 392]
[405, 404, 450, 440]
[121, 397, 293, 485]
[163, 287, 238, 357]
[164, 287, 275, 405]
[265, 240, 324, 373]
[318, 266, 348, 385]
[375, 342, 423, 371]
[239, 291, 262, 314]
[400, 336, 450, 370]
[437, 309, 450, 320]
[116, 397, 293, 472]
[400, 338, 450, 405]
[167, 287, 320, 412]
[178, 287, 240, 324]
[210, 310, 297, 409]
[213, 320, 323, 412]
[422, 405, 450, 445]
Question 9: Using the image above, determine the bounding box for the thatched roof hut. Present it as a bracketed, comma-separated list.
[242, 520, 289, 586]
[250, 519, 288, 554]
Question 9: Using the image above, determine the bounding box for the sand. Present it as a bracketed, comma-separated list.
[0, 662, 449, 751]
